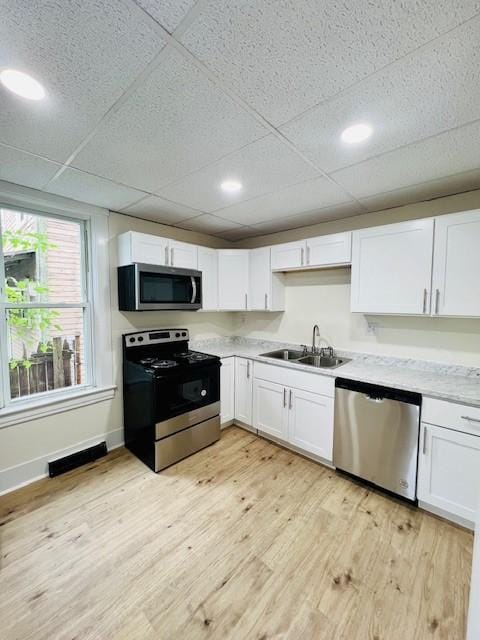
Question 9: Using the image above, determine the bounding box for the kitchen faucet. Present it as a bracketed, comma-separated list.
[312, 324, 320, 354]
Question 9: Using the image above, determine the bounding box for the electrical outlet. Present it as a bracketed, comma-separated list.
[366, 320, 379, 335]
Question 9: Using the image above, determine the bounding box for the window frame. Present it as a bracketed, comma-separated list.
[0, 180, 115, 427]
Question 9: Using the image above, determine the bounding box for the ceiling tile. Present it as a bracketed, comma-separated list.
[180, 0, 480, 125]
[157, 135, 318, 212]
[135, 0, 198, 33]
[331, 121, 480, 199]
[212, 175, 355, 225]
[218, 226, 259, 241]
[251, 201, 364, 234]
[72, 48, 268, 192]
[120, 194, 202, 223]
[359, 169, 480, 212]
[46, 168, 148, 210]
[0, 0, 166, 162]
[0, 144, 59, 190]
[176, 214, 243, 233]
[281, 17, 480, 172]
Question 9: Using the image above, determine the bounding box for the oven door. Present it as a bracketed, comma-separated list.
[154, 363, 220, 436]
[136, 263, 202, 311]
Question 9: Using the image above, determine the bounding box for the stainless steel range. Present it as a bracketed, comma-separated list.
[122, 329, 221, 472]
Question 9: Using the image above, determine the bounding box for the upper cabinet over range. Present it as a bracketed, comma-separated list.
[118, 232, 198, 269]
[351, 209, 480, 317]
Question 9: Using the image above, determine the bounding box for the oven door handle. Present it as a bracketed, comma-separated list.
[190, 276, 197, 304]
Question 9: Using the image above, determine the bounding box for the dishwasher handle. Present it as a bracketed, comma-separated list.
[335, 377, 421, 406]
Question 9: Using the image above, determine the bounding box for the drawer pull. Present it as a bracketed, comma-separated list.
[461, 415, 480, 424]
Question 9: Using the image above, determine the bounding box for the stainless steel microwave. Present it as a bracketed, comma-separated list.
[118, 263, 202, 311]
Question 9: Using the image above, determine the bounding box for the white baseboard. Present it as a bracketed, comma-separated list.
[418, 500, 474, 531]
[0, 428, 124, 496]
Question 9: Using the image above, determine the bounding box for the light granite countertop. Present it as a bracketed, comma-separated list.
[190, 337, 480, 408]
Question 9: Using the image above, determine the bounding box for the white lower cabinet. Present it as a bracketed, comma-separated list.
[288, 388, 334, 460]
[252, 378, 288, 440]
[220, 358, 235, 426]
[418, 422, 480, 526]
[253, 363, 334, 461]
[234, 358, 253, 426]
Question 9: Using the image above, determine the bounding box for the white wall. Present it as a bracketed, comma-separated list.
[0, 211, 234, 491]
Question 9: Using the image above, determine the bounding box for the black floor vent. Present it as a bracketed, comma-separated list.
[48, 442, 107, 477]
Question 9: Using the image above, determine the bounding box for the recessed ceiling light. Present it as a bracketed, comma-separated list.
[0, 69, 46, 100]
[341, 123, 373, 144]
[220, 179, 243, 193]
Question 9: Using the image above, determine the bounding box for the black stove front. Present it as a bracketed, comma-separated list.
[122, 328, 221, 472]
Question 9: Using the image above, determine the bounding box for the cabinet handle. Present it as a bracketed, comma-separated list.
[264, 293, 268, 310]
[247, 361, 250, 379]
[461, 415, 480, 425]
[171, 247, 174, 265]
[283, 388, 287, 408]
[435, 289, 440, 314]
[301, 248, 304, 266]
[165, 246, 169, 265]
[422, 288, 427, 314]
[245, 293, 248, 309]
[289, 389, 293, 410]
[423, 425, 427, 455]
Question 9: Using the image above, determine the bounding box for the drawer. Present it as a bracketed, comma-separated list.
[253, 362, 334, 397]
[422, 397, 480, 437]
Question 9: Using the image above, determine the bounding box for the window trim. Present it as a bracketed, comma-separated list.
[0, 180, 115, 426]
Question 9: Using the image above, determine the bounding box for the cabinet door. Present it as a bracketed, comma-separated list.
[218, 250, 249, 310]
[271, 241, 306, 271]
[234, 358, 253, 426]
[252, 378, 288, 441]
[306, 232, 352, 267]
[432, 210, 480, 317]
[248, 248, 271, 310]
[169, 240, 198, 269]
[197, 247, 218, 311]
[220, 358, 235, 426]
[130, 232, 168, 266]
[418, 423, 480, 523]
[351, 219, 434, 314]
[288, 388, 334, 461]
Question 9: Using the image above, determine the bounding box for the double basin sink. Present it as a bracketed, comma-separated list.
[259, 349, 350, 370]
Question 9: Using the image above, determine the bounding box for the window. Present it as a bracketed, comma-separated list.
[0, 207, 91, 406]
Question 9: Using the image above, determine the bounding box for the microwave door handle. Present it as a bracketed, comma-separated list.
[190, 276, 197, 303]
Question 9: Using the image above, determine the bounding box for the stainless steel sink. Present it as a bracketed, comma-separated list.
[260, 349, 305, 360]
[297, 355, 350, 369]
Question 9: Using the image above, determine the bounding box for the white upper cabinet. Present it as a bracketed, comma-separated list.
[306, 232, 352, 267]
[432, 209, 480, 317]
[218, 250, 249, 310]
[118, 231, 168, 267]
[168, 240, 198, 270]
[271, 240, 306, 271]
[248, 248, 285, 311]
[351, 219, 434, 315]
[197, 247, 218, 311]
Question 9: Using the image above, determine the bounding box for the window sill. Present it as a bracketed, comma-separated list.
[0, 385, 117, 429]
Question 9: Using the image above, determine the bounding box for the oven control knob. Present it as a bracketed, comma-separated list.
[129, 337, 135, 343]
[138, 336, 144, 342]
[182, 332, 187, 337]
[175, 332, 180, 337]
[201, 390, 207, 397]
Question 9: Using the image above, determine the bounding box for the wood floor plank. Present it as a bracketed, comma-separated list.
[0, 427, 473, 640]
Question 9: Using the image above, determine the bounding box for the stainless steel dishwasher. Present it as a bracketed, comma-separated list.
[333, 378, 421, 501]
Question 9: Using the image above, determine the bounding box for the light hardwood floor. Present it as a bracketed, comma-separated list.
[0, 427, 473, 639]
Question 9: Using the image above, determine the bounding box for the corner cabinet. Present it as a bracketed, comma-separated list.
[351, 219, 434, 315]
[432, 209, 480, 317]
[248, 247, 285, 311]
[220, 357, 235, 427]
[418, 398, 480, 528]
[252, 362, 335, 462]
[218, 250, 250, 311]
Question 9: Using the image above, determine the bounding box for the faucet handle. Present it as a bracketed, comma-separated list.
[301, 344, 309, 356]
[320, 346, 334, 358]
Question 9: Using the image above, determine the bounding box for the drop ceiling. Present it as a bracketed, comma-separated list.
[1, 0, 480, 240]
